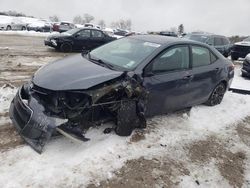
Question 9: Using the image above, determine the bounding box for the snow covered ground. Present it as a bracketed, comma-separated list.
[0, 90, 250, 187]
[0, 30, 58, 37]
[0, 67, 250, 187]
[0, 34, 250, 187]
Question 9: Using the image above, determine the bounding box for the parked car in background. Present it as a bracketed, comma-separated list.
[58, 21, 75, 33]
[114, 29, 129, 36]
[159, 31, 178, 37]
[52, 22, 60, 32]
[242, 53, 250, 77]
[231, 37, 250, 61]
[44, 28, 116, 52]
[0, 17, 27, 30]
[27, 20, 52, 32]
[11, 35, 234, 153]
[84, 23, 101, 29]
[184, 34, 232, 57]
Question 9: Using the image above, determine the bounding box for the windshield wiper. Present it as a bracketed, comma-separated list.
[88, 53, 115, 70]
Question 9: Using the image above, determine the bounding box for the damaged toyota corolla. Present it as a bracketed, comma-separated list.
[9, 35, 234, 153]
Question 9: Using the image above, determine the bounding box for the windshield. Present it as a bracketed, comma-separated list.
[65, 28, 81, 35]
[89, 37, 161, 70]
[243, 37, 250, 42]
[185, 34, 209, 43]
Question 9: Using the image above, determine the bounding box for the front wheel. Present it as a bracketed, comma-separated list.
[205, 83, 226, 106]
[60, 42, 72, 53]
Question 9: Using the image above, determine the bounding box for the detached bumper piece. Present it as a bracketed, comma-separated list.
[9, 87, 65, 153]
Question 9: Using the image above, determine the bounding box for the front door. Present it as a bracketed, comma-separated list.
[73, 29, 91, 51]
[143, 45, 192, 117]
[89, 30, 106, 49]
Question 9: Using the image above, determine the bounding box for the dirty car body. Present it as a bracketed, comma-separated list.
[9, 35, 234, 153]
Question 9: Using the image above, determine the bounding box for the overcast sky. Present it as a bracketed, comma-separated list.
[0, 0, 249, 36]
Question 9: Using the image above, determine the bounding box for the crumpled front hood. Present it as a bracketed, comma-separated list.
[32, 54, 123, 91]
[235, 41, 250, 47]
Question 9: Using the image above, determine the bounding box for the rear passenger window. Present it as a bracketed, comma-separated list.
[192, 46, 217, 67]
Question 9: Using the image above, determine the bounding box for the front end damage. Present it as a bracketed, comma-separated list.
[9, 73, 147, 153]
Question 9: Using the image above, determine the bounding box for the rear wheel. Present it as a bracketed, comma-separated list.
[205, 83, 226, 106]
[60, 42, 72, 52]
[21, 26, 26, 30]
[6, 25, 11, 30]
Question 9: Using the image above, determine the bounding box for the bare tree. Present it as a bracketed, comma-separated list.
[111, 19, 132, 30]
[73, 15, 84, 24]
[83, 13, 94, 23]
[170, 27, 177, 33]
[49, 15, 60, 22]
[98, 20, 106, 28]
[178, 24, 184, 35]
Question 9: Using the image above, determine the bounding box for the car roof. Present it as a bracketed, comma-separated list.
[129, 34, 195, 45]
[81, 27, 101, 31]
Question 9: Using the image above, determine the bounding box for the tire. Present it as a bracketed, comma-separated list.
[6, 25, 11, 30]
[60, 42, 72, 53]
[205, 83, 226, 106]
[115, 101, 138, 136]
[21, 26, 26, 30]
[231, 54, 238, 61]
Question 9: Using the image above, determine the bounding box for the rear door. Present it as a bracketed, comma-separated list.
[187, 45, 220, 105]
[143, 45, 193, 116]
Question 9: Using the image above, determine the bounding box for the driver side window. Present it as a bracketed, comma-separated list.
[152, 46, 189, 73]
[77, 30, 91, 38]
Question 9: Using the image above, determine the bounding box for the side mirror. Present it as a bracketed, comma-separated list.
[143, 63, 154, 77]
[75, 33, 80, 38]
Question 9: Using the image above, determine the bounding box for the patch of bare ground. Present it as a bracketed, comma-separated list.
[88, 157, 190, 188]
[0, 111, 9, 117]
[129, 130, 146, 143]
[237, 116, 250, 147]
[188, 137, 246, 188]
[0, 123, 24, 152]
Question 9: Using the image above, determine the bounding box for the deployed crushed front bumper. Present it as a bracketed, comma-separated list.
[44, 39, 57, 48]
[9, 86, 66, 153]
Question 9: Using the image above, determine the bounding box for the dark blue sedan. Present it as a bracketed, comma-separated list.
[9, 35, 234, 153]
